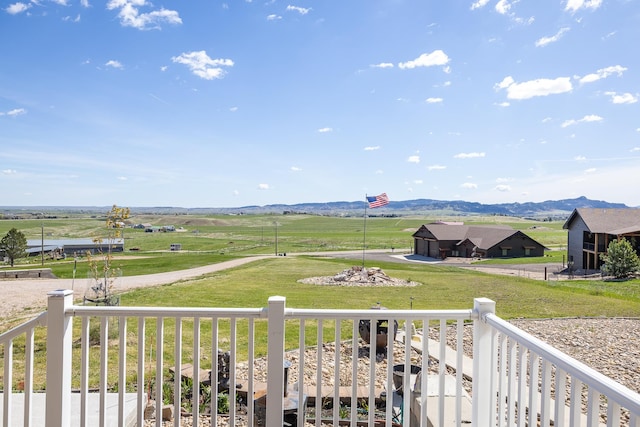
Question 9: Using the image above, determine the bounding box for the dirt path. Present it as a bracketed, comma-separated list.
[0, 256, 271, 325]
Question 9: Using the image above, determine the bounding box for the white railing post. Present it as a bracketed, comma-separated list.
[46, 289, 74, 427]
[266, 296, 286, 427]
[472, 298, 496, 427]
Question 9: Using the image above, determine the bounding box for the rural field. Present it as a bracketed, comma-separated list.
[0, 212, 568, 276]
[1, 212, 640, 392]
[0, 212, 637, 320]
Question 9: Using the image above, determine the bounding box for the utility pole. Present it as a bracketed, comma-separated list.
[274, 222, 278, 256]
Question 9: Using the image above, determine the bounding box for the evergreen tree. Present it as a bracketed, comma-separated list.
[0, 228, 28, 267]
[600, 238, 640, 279]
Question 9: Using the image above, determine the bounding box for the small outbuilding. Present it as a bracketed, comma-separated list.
[412, 223, 546, 259]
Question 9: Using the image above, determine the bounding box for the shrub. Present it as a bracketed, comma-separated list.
[600, 238, 640, 279]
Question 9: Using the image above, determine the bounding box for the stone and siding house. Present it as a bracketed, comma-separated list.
[412, 223, 546, 259]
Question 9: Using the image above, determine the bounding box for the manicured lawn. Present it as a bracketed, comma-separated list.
[121, 256, 640, 318]
[5, 254, 640, 392]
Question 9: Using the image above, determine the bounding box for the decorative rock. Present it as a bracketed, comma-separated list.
[162, 405, 174, 421]
[144, 402, 155, 420]
[299, 266, 420, 287]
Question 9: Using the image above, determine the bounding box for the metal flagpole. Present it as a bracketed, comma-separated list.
[362, 195, 368, 268]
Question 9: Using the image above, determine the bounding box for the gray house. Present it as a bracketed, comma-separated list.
[563, 208, 640, 271]
[412, 223, 546, 259]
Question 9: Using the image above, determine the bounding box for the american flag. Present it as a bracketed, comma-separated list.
[366, 193, 389, 208]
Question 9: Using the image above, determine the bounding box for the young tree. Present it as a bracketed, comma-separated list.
[0, 228, 28, 267]
[600, 238, 640, 279]
[85, 205, 130, 305]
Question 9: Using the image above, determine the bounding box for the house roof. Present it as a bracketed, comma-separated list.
[26, 238, 124, 249]
[413, 224, 542, 251]
[562, 208, 640, 234]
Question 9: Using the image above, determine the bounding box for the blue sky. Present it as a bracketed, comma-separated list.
[1, 0, 639, 208]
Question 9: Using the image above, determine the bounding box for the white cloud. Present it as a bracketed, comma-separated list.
[495, 76, 514, 90]
[229, 106, 238, 112]
[495, 0, 511, 15]
[496, 177, 513, 183]
[427, 164, 446, 171]
[535, 27, 570, 47]
[117, 176, 128, 181]
[62, 14, 81, 22]
[266, 14, 281, 20]
[493, 0, 534, 24]
[258, 183, 270, 190]
[407, 155, 420, 163]
[171, 51, 234, 80]
[317, 127, 333, 133]
[398, 50, 450, 70]
[565, 0, 603, 13]
[495, 76, 572, 99]
[290, 166, 302, 172]
[105, 60, 123, 69]
[584, 168, 597, 174]
[574, 155, 587, 161]
[495, 184, 511, 192]
[364, 146, 380, 151]
[454, 152, 485, 159]
[370, 63, 394, 69]
[6, 2, 30, 14]
[425, 97, 443, 104]
[3, 108, 27, 117]
[2, 169, 18, 175]
[106, 0, 182, 30]
[461, 182, 478, 189]
[604, 92, 638, 104]
[286, 5, 311, 15]
[414, 180, 423, 184]
[561, 114, 603, 127]
[470, 0, 490, 10]
[578, 65, 626, 84]
[496, 101, 510, 107]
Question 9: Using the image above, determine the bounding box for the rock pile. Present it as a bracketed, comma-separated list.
[298, 266, 420, 287]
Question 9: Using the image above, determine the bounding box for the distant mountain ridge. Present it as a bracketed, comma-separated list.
[216, 196, 628, 217]
[1, 196, 631, 218]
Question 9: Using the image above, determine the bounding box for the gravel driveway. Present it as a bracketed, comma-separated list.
[0, 256, 270, 325]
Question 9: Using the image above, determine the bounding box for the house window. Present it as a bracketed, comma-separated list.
[524, 247, 531, 256]
[501, 248, 510, 256]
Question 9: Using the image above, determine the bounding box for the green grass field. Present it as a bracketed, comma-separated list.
[2, 213, 639, 391]
[1, 213, 567, 273]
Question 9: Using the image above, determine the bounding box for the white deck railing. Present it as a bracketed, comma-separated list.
[475, 299, 640, 427]
[0, 291, 639, 427]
